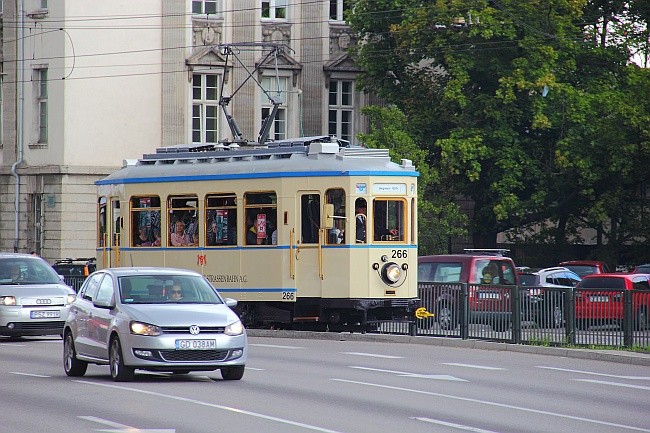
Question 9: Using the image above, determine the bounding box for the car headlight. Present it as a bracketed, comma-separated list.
[130, 321, 162, 336]
[381, 263, 402, 284]
[66, 294, 76, 305]
[224, 320, 244, 336]
[0, 296, 16, 306]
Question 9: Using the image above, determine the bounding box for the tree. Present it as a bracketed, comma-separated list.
[349, 0, 650, 263]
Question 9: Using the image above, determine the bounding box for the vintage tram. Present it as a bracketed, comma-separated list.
[96, 136, 419, 331]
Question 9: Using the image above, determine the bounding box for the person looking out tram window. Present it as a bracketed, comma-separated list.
[171, 220, 193, 246]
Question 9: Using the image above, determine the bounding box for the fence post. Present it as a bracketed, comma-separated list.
[623, 289, 633, 347]
[460, 283, 469, 340]
[566, 288, 576, 345]
[512, 285, 521, 344]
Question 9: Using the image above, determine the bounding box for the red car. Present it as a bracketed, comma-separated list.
[559, 260, 611, 278]
[574, 273, 650, 330]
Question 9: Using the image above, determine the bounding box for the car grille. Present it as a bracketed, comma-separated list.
[11, 321, 65, 330]
[158, 349, 230, 362]
[160, 326, 225, 334]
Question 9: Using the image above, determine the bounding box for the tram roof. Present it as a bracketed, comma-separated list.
[97, 136, 418, 185]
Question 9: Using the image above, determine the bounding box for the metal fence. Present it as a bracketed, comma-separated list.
[374, 283, 650, 349]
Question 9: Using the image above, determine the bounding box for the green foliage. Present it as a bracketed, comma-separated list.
[348, 0, 650, 264]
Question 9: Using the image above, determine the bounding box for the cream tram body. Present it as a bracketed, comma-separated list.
[96, 137, 419, 329]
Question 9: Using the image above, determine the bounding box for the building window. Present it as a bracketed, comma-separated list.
[37, 69, 48, 143]
[328, 79, 353, 143]
[261, 76, 287, 140]
[329, 0, 348, 21]
[192, 73, 219, 144]
[262, 0, 287, 19]
[192, 0, 219, 15]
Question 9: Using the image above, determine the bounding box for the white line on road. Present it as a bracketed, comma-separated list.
[573, 379, 650, 390]
[350, 366, 467, 381]
[342, 352, 404, 359]
[79, 415, 176, 432]
[249, 343, 303, 349]
[413, 417, 502, 433]
[0, 343, 26, 346]
[9, 372, 50, 378]
[75, 380, 347, 433]
[442, 363, 506, 370]
[537, 366, 650, 380]
[332, 379, 650, 432]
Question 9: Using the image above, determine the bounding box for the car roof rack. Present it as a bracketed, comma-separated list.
[55, 257, 96, 264]
[463, 248, 510, 257]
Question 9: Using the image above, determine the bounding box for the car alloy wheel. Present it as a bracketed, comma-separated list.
[109, 337, 134, 382]
[63, 332, 88, 377]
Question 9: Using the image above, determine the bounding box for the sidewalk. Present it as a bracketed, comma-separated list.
[247, 329, 650, 366]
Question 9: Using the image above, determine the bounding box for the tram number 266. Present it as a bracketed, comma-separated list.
[391, 250, 408, 259]
[282, 292, 296, 301]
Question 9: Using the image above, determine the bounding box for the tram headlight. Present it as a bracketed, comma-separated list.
[381, 262, 402, 284]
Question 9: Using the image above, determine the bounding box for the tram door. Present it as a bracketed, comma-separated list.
[294, 192, 323, 301]
[100, 197, 121, 268]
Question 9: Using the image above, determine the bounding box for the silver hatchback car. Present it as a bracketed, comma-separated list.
[0, 253, 76, 337]
[63, 267, 247, 381]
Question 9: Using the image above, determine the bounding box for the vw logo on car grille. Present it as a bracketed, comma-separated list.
[36, 299, 52, 305]
[189, 325, 200, 335]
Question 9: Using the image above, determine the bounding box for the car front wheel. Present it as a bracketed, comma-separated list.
[221, 365, 245, 380]
[109, 337, 134, 382]
[63, 332, 87, 377]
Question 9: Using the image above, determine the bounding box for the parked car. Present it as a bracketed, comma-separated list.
[518, 267, 581, 328]
[574, 273, 650, 330]
[63, 267, 247, 382]
[417, 251, 518, 331]
[0, 253, 76, 337]
[558, 260, 610, 278]
[52, 257, 97, 292]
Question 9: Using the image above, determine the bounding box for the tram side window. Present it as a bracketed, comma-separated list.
[131, 196, 161, 247]
[244, 192, 277, 246]
[168, 195, 199, 247]
[98, 197, 107, 247]
[373, 199, 405, 242]
[206, 193, 237, 246]
[325, 189, 346, 244]
[300, 194, 321, 244]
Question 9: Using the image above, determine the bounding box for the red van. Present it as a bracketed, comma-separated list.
[417, 252, 518, 331]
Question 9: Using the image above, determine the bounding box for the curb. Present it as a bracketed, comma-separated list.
[247, 329, 650, 367]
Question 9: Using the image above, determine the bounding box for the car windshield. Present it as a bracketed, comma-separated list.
[0, 258, 62, 285]
[564, 265, 597, 277]
[118, 274, 223, 304]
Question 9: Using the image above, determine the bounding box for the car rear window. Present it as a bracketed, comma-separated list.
[418, 262, 462, 283]
[518, 274, 539, 286]
[579, 277, 627, 289]
[565, 265, 597, 277]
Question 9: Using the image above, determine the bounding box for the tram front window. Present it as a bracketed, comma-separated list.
[373, 199, 405, 242]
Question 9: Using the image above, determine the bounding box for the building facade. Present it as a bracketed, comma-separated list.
[0, 0, 375, 261]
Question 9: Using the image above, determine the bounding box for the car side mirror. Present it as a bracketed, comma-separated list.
[93, 298, 115, 309]
[224, 298, 238, 308]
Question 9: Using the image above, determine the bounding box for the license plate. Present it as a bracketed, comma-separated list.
[30, 310, 60, 319]
[175, 339, 216, 350]
[478, 292, 500, 299]
[589, 296, 609, 302]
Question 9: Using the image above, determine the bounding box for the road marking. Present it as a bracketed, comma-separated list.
[79, 415, 175, 432]
[245, 367, 265, 371]
[342, 352, 404, 359]
[573, 379, 650, 390]
[0, 343, 26, 347]
[414, 417, 502, 433]
[332, 379, 650, 432]
[537, 366, 650, 380]
[350, 366, 466, 381]
[250, 343, 303, 349]
[9, 372, 50, 378]
[442, 363, 505, 370]
[76, 381, 347, 433]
